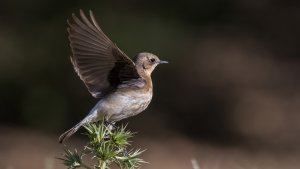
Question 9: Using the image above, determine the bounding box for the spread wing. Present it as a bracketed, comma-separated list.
[68, 10, 141, 98]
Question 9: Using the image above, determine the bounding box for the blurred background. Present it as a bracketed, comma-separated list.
[1, 0, 300, 169]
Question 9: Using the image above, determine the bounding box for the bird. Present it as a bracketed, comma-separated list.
[58, 10, 168, 143]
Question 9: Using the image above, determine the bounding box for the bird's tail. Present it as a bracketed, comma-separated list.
[59, 122, 84, 143]
[59, 101, 104, 143]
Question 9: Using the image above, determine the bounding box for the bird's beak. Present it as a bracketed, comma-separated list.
[158, 60, 168, 64]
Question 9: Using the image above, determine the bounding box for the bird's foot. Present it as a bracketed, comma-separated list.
[122, 148, 129, 157]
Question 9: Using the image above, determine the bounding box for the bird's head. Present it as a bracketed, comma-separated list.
[134, 52, 168, 76]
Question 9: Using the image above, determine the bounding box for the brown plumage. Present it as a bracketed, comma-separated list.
[59, 10, 167, 143]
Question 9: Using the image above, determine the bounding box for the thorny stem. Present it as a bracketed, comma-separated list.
[98, 160, 106, 169]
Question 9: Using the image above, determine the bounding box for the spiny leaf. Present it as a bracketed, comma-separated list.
[58, 149, 84, 169]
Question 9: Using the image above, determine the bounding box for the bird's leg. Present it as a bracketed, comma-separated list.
[101, 120, 112, 139]
[103, 120, 119, 140]
[103, 120, 128, 156]
[104, 120, 118, 130]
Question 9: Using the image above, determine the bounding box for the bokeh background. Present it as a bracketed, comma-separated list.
[1, 0, 300, 169]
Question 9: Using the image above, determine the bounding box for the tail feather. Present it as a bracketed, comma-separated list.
[59, 123, 83, 143]
[59, 105, 101, 143]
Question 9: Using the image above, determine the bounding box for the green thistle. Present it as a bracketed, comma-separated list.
[59, 121, 146, 169]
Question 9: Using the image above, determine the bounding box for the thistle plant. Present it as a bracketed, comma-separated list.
[59, 121, 146, 169]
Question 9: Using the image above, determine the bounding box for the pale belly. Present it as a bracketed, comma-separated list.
[92, 89, 153, 122]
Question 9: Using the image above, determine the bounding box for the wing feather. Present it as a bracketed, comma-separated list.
[68, 10, 141, 98]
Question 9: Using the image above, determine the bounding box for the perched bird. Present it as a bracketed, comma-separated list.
[59, 10, 168, 143]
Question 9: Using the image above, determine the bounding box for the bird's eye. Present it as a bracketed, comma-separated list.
[150, 58, 156, 63]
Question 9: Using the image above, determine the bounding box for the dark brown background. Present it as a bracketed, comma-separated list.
[1, 0, 300, 168]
